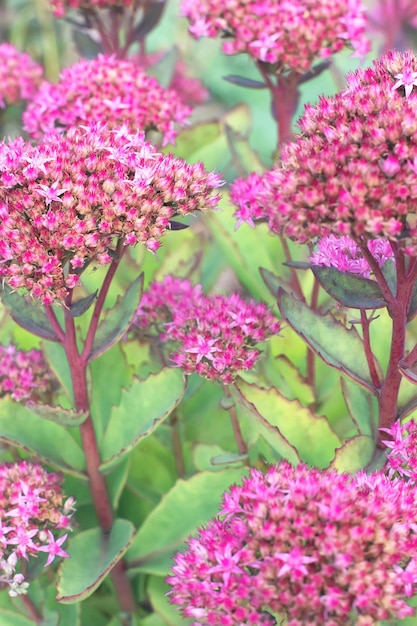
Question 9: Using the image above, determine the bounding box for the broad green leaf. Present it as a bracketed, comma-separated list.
[341, 379, 377, 438]
[148, 576, 191, 626]
[56, 519, 135, 603]
[278, 289, 380, 392]
[42, 341, 74, 403]
[223, 74, 267, 89]
[330, 435, 375, 473]
[0, 398, 85, 475]
[0, 609, 34, 626]
[126, 469, 246, 575]
[90, 343, 134, 438]
[26, 401, 88, 427]
[108, 456, 131, 510]
[89, 274, 144, 361]
[263, 353, 315, 406]
[0, 285, 60, 341]
[311, 266, 387, 309]
[99, 369, 186, 471]
[233, 379, 341, 467]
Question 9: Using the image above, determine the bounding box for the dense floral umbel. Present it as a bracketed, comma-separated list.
[0, 461, 74, 596]
[0, 124, 222, 304]
[168, 462, 417, 625]
[310, 235, 393, 277]
[381, 419, 417, 482]
[180, 0, 369, 73]
[50, 0, 133, 17]
[231, 50, 417, 254]
[0, 345, 55, 402]
[0, 43, 42, 108]
[132, 276, 280, 383]
[23, 55, 191, 145]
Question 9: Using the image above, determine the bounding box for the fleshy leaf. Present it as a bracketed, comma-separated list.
[56, 519, 135, 603]
[99, 369, 186, 471]
[88, 274, 144, 361]
[42, 341, 73, 403]
[126, 469, 246, 575]
[0, 398, 85, 475]
[311, 265, 387, 309]
[341, 378, 377, 438]
[278, 289, 380, 392]
[283, 260, 311, 269]
[0, 610, 34, 626]
[0, 284, 60, 341]
[223, 74, 267, 89]
[25, 402, 88, 427]
[329, 435, 375, 473]
[232, 379, 341, 467]
[69, 291, 97, 317]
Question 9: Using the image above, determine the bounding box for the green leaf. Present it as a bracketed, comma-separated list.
[69, 291, 98, 317]
[42, 341, 74, 403]
[148, 576, 191, 626]
[278, 289, 380, 392]
[0, 609, 34, 626]
[233, 379, 341, 467]
[223, 74, 267, 89]
[330, 435, 375, 473]
[99, 369, 186, 471]
[340, 378, 377, 438]
[25, 401, 88, 427]
[0, 398, 85, 475]
[44, 586, 81, 626]
[126, 469, 246, 575]
[56, 519, 135, 603]
[193, 444, 247, 471]
[89, 274, 144, 361]
[0, 285, 60, 341]
[311, 265, 387, 309]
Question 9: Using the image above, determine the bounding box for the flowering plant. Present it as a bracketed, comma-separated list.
[3, 0, 417, 625]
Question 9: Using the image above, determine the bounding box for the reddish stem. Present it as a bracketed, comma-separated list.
[360, 310, 382, 390]
[225, 387, 247, 457]
[20, 594, 43, 624]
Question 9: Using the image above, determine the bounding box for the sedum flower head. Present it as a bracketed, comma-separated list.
[49, 0, 133, 17]
[168, 461, 417, 625]
[0, 124, 223, 304]
[310, 235, 393, 278]
[0, 43, 43, 108]
[381, 419, 417, 482]
[180, 0, 369, 73]
[0, 344, 55, 402]
[231, 50, 417, 253]
[132, 275, 280, 383]
[0, 461, 74, 595]
[23, 55, 191, 145]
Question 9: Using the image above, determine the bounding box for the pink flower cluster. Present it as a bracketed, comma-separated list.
[381, 419, 417, 482]
[0, 124, 222, 304]
[23, 55, 191, 146]
[0, 43, 42, 108]
[168, 461, 417, 625]
[50, 0, 133, 18]
[181, 0, 369, 73]
[0, 344, 55, 402]
[0, 461, 74, 596]
[132, 275, 280, 383]
[310, 235, 393, 278]
[230, 50, 417, 256]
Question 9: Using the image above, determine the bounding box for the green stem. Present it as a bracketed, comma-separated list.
[225, 387, 247, 457]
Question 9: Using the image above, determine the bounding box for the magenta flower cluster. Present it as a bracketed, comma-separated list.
[231, 50, 417, 256]
[310, 235, 393, 277]
[181, 0, 369, 73]
[23, 55, 191, 146]
[381, 419, 417, 482]
[0, 43, 42, 108]
[168, 461, 417, 625]
[0, 124, 222, 304]
[133, 275, 280, 383]
[0, 344, 55, 402]
[50, 0, 133, 17]
[0, 461, 74, 596]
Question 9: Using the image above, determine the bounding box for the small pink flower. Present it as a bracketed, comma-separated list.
[393, 67, 417, 98]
